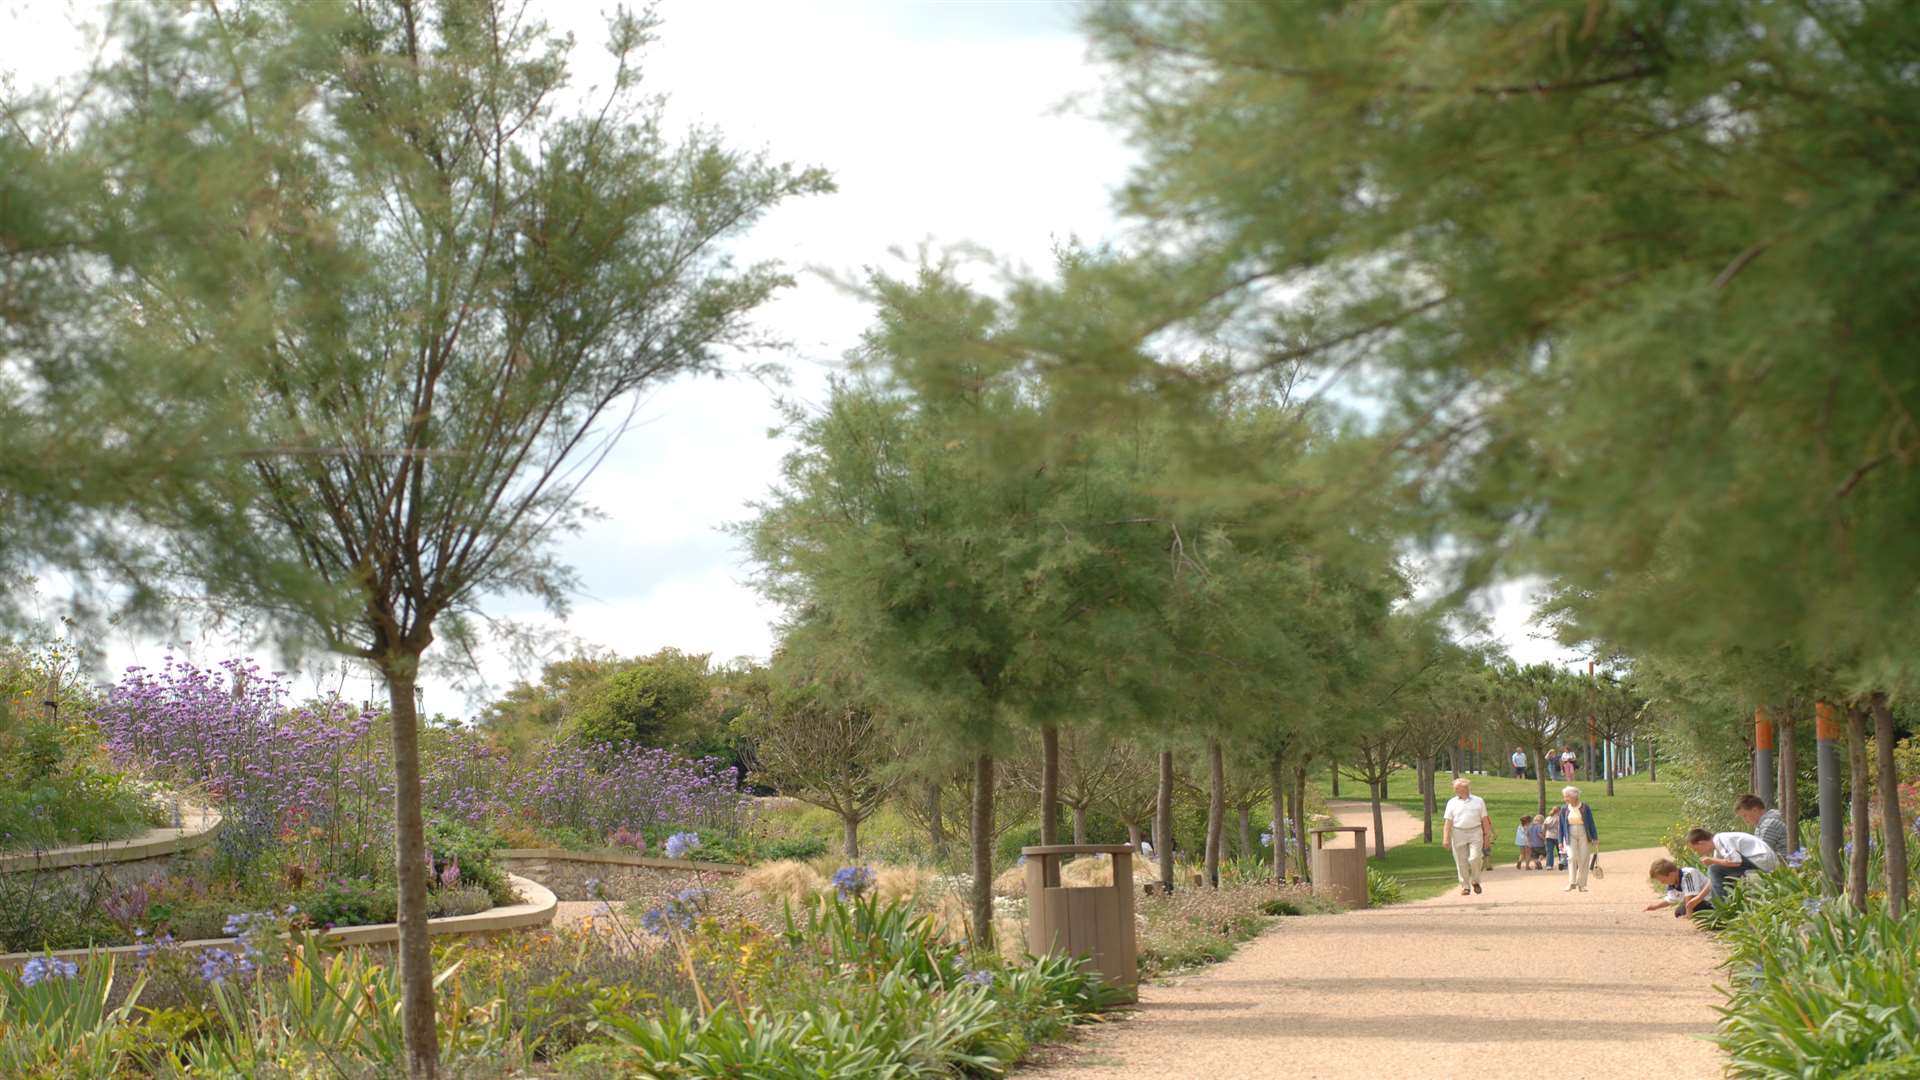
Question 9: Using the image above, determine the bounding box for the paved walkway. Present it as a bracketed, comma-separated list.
[1039, 809, 1727, 1079]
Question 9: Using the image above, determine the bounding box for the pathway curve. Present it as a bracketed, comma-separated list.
[1038, 816, 1727, 1079]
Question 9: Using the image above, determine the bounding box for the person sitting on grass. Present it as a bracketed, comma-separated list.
[1734, 794, 1791, 859]
[1686, 826, 1780, 899]
[1644, 857, 1712, 918]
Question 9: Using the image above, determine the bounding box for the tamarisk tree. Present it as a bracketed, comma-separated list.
[94, 4, 826, 1073]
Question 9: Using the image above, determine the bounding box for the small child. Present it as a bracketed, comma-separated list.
[1515, 815, 1532, 869]
[1540, 806, 1563, 870]
[1645, 857, 1711, 917]
[1524, 815, 1546, 869]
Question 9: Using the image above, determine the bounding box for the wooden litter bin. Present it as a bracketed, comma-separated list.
[1022, 844, 1139, 1001]
[1309, 826, 1369, 910]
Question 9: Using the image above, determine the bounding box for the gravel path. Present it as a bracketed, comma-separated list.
[1037, 828, 1727, 1078]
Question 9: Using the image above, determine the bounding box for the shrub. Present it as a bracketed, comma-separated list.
[297, 877, 396, 928]
[1367, 867, 1406, 907]
[426, 815, 516, 907]
[1711, 856, 1920, 1078]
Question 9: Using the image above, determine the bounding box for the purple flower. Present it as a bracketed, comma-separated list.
[831, 866, 875, 899]
[1784, 848, 1809, 868]
[1802, 896, 1826, 916]
[20, 956, 77, 987]
[963, 969, 994, 987]
[665, 832, 700, 860]
[440, 859, 461, 888]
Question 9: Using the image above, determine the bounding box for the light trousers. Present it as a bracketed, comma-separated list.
[1451, 828, 1485, 886]
[1565, 833, 1592, 888]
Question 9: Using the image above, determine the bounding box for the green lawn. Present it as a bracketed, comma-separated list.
[1312, 772, 1687, 901]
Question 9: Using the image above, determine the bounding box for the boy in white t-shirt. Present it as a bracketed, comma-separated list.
[1645, 857, 1712, 917]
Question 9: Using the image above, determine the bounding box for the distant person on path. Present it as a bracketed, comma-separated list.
[1444, 778, 1494, 896]
[1556, 786, 1598, 892]
[1524, 814, 1546, 869]
[1514, 815, 1533, 869]
[1735, 794, 1791, 858]
[1645, 858, 1712, 918]
[1688, 827, 1780, 899]
[1512, 748, 1528, 779]
[1559, 749, 1577, 782]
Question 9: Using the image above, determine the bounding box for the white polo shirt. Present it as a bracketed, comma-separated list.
[1713, 831, 1780, 872]
[1443, 794, 1489, 835]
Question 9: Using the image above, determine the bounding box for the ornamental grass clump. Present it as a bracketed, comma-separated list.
[1712, 860, 1920, 1078]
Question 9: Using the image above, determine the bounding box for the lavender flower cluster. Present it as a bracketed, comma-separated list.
[93, 658, 744, 866]
[94, 658, 390, 877]
[510, 744, 742, 840]
[19, 956, 78, 987]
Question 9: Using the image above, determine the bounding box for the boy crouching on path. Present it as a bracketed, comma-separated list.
[1645, 858, 1712, 917]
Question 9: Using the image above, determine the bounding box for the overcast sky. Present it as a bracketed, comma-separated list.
[5, 0, 1576, 711]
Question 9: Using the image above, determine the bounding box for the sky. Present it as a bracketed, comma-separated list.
[4, 0, 1577, 711]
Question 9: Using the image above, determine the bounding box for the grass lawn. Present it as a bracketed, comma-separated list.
[1311, 772, 1687, 901]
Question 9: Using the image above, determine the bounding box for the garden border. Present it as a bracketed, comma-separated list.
[0, 872, 556, 971]
[0, 803, 222, 875]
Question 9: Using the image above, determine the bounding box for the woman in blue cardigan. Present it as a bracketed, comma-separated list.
[1556, 786, 1599, 891]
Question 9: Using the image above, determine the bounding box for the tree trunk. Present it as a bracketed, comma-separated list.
[1846, 703, 1871, 909]
[1870, 693, 1909, 918]
[1237, 804, 1253, 860]
[1205, 738, 1225, 888]
[1605, 739, 1616, 796]
[1270, 750, 1287, 884]
[1534, 741, 1549, 815]
[1156, 749, 1175, 892]
[1648, 740, 1657, 782]
[927, 781, 946, 861]
[842, 814, 860, 860]
[384, 664, 438, 1080]
[1450, 744, 1461, 778]
[1779, 715, 1799, 852]
[1330, 760, 1340, 797]
[1292, 764, 1311, 881]
[1071, 803, 1088, 846]
[1039, 724, 1060, 847]
[1126, 822, 1143, 855]
[1369, 781, 1386, 859]
[970, 752, 996, 946]
[1419, 755, 1435, 843]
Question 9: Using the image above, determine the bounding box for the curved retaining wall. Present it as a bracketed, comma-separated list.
[501, 847, 745, 902]
[0, 873, 556, 971]
[0, 803, 222, 886]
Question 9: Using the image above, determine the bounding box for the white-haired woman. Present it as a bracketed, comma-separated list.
[1555, 786, 1599, 891]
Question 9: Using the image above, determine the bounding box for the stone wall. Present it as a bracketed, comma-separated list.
[502, 849, 744, 903]
[0, 804, 221, 891]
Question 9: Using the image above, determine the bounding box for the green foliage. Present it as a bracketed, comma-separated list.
[1365, 867, 1406, 907]
[297, 877, 396, 929]
[425, 816, 515, 908]
[1086, 0, 1920, 693]
[1713, 868, 1920, 1078]
[569, 650, 714, 751]
[0, 954, 145, 1079]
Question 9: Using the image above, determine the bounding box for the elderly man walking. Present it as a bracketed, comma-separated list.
[1443, 777, 1494, 896]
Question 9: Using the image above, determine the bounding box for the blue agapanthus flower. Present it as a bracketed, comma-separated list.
[832, 865, 875, 899]
[1802, 896, 1825, 916]
[20, 956, 77, 987]
[963, 969, 994, 987]
[1784, 848, 1809, 868]
[664, 832, 701, 860]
